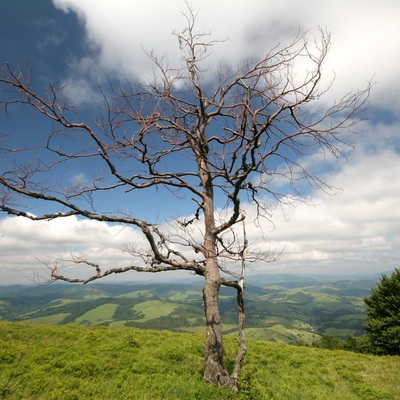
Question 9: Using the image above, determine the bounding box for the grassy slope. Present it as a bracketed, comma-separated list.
[1, 320, 399, 400]
[0, 278, 371, 344]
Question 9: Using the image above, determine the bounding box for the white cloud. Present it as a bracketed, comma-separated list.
[1, 1, 399, 284]
[1, 134, 399, 284]
[70, 172, 88, 185]
[51, 0, 400, 111]
[245, 140, 400, 276]
[0, 216, 145, 284]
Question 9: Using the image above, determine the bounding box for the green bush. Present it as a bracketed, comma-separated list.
[364, 268, 400, 355]
[312, 334, 345, 350]
[310, 334, 374, 354]
[237, 370, 267, 400]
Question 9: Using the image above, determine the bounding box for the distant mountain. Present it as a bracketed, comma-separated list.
[245, 273, 321, 287]
[0, 274, 379, 343]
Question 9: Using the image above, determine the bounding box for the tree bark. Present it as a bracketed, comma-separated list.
[231, 279, 246, 391]
[199, 149, 232, 386]
[202, 260, 231, 387]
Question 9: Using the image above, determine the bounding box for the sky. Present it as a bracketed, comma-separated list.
[1, 0, 400, 284]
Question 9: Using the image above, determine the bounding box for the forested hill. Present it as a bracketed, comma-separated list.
[0, 274, 378, 343]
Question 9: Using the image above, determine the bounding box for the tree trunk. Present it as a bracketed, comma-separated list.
[202, 260, 231, 387]
[231, 279, 246, 391]
[199, 154, 234, 388]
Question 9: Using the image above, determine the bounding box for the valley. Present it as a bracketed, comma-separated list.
[0, 274, 377, 343]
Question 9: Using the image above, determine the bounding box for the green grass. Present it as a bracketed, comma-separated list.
[167, 290, 200, 301]
[1, 320, 399, 399]
[133, 300, 179, 321]
[119, 289, 154, 298]
[75, 303, 119, 325]
[25, 313, 71, 324]
[0, 280, 371, 341]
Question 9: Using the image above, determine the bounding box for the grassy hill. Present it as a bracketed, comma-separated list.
[0, 275, 375, 343]
[1, 320, 399, 399]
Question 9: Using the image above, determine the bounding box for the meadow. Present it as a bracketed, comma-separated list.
[0, 274, 376, 344]
[1, 320, 399, 399]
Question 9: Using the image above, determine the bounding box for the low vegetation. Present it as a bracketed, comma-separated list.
[309, 334, 374, 354]
[0, 275, 374, 344]
[1, 320, 399, 399]
[364, 268, 400, 355]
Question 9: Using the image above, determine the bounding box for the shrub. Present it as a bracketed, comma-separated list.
[364, 269, 400, 355]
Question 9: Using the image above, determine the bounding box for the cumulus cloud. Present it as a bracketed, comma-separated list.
[247, 138, 400, 276]
[0, 216, 145, 284]
[51, 0, 400, 111]
[1, 131, 399, 284]
[1, 1, 399, 284]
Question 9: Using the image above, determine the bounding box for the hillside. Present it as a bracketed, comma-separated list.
[0, 275, 376, 343]
[0, 320, 399, 399]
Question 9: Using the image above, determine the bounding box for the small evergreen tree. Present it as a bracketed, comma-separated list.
[364, 269, 400, 355]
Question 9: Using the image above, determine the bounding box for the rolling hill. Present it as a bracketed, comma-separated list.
[0, 274, 377, 343]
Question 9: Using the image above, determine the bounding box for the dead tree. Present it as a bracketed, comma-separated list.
[0, 8, 370, 391]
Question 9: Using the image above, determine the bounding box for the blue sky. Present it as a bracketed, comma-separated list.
[1, 0, 400, 284]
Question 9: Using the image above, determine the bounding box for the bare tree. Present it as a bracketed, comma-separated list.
[0, 9, 370, 391]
